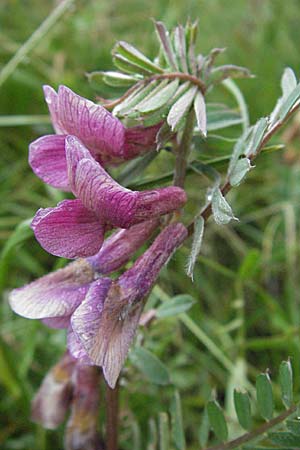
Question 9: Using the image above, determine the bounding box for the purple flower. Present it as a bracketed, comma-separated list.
[9, 219, 158, 324]
[65, 365, 101, 450]
[71, 222, 188, 388]
[31, 351, 75, 429]
[31, 136, 186, 258]
[29, 85, 161, 190]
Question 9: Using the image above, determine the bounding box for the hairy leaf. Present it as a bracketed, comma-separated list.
[186, 216, 205, 280]
[212, 188, 237, 225]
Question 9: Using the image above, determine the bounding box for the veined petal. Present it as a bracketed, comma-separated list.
[31, 199, 105, 258]
[87, 218, 159, 274]
[9, 259, 94, 319]
[29, 135, 70, 190]
[71, 278, 142, 389]
[31, 352, 75, 429]
[67, 327, 93, 365]
[66, 136, 187, 229]
[66, 137, 137, 227]
[72, 223, 187, 388]
[43, 85, 162, 166]
[43, 85, 64, 134]
[57, 85, 125, 159]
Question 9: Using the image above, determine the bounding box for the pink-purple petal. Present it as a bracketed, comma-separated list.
[43, 85, 64, 134]
[9, 259, 94, 320]
[66, 136, 187, 229]
[123, 122, 161, 159]
[87, 219, 159, 274]
[31, 199, 105, 258]
[29, 134, 70, 190]
[57, 85, 125, 159]
[42, 316, 72, 329]
[67, 327, 93, 365]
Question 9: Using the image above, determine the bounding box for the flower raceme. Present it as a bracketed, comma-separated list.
[29, 85, 161, 190]
[31, 136, 186, 259]
[10, 222, 187, 387]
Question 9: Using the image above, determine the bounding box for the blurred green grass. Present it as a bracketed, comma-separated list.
[1, 0, 300, 448]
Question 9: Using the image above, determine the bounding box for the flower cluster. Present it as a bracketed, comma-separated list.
[9, 85, 188, 393]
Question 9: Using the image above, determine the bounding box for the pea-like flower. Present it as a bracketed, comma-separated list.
[71, 222, 188, 388]
[32, 352, 102, 449]
[9, 219, 159, 326]
[31, 136, 186, 258]
[64, 365, 102, 450]
[29, 85, 161, 190]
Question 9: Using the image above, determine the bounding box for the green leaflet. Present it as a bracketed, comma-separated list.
[130, 347, 170, 385]
[207, 400, 228, 441]
[156, 294, 195, 318]
[233, 389, 252, 430]
[256, 373, 274, 421]
[279, 360, 293, 408]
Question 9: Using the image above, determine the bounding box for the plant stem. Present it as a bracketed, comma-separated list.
[204, 404, 297, 450]
[0, 0, 76, 88]
[106, 382, 119, 450]
[173, 109, 196, 188]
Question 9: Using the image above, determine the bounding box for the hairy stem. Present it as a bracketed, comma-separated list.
[106, 382, 119, 450]
[204, 404, 297, 450]
[173, 109, 196, 188]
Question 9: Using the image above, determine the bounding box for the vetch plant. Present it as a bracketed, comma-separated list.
[8, 19, 300, 450]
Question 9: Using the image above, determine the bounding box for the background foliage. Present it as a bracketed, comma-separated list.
[1, 0, 300, 448]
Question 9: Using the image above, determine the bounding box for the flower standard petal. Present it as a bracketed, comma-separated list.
[43, 85, 162, 164]
[31, 352, 76, 429]
[72, 222, 187, 388]
[29, 135, 70, 190]
[31, 199, 106, 258]
[9, 259, 94, 320]
[43, 85, 64, 134]
[57, 85, 125, 160]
